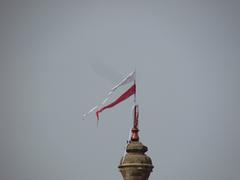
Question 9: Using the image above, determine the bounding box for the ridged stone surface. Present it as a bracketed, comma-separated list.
[119, 141, 153, 180]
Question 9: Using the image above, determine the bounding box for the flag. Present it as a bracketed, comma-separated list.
[101, 71, 135, 105]
[96, 84, 136, 120]
[110, 71, 135, 93]
[83, 71, 136, 121]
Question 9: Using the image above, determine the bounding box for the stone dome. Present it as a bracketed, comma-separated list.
[119, 141, 154, 180]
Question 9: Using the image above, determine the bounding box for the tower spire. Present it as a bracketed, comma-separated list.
[119, 105, 154, 180]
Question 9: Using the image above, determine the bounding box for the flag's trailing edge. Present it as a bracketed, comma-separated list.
[83, 71, 136, 121]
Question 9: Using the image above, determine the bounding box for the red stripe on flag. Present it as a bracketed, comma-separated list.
[96, 84, 136, 120]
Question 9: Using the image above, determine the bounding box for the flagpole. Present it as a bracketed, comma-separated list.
[133, 70, 137, 131]
[134, 70, 136, 104]
[133, 70, 137, 129]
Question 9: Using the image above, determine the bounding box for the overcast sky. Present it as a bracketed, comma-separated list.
[0, 1, 240, 180]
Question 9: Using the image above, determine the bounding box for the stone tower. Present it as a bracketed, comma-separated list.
[119, 106, 154, 180]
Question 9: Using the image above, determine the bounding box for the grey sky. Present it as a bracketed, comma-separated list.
[0, 1, 240, 180]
